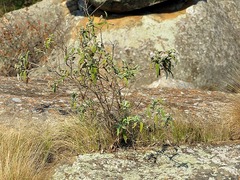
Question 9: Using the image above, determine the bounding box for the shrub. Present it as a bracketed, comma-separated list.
[52, 16, 140, 145]
[52, 14, 178, 146]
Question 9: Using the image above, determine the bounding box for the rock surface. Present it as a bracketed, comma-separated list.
[53, 144, 240, 179]
[92, 0, 240, 90]
[0, 76, 236, 127]
[87, 0, 168, 13]
[1, 0, 239, 90]
[0, 0, 80, 76]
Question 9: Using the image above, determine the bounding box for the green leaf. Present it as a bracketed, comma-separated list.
[123, 133, 128, 143]
[139, 122, 144, 132]
[147, 108, 151, 118]
[21, 71, 27, 82]
[91, 45, 97, 54]
[91, 66, 98, 83]
[122, 118, 128, 124]
[155, 63, 160, 77]
[122, 125, 127, 130]
[160, 109, 166, 118]
[52, 83, 57, 93]
[116, 127, 120, 136]
[24, 51, 29, 67]
[79, 54, 85, 64]
[132, 122, 137, 129]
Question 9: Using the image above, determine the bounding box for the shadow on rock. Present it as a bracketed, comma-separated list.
[69, 0, 206, 18]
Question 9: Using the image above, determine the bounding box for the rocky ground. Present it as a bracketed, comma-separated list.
[53, 143, 240, 179]
[0, 76, 239, 179]
[0, 76, 236, 127]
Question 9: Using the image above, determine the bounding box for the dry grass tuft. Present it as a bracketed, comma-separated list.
[0, 116, 113, 180]
[224, 63, 240, 140]
[171, 118, 231, 144]
[0, 125, 48, 180]
[228, 95, 240, 140]
[136, 114, 231, 146]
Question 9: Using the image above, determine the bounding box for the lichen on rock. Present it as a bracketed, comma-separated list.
[53, 144, 240, 179]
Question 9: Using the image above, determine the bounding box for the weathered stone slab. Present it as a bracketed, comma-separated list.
[53, 144, 240, 179]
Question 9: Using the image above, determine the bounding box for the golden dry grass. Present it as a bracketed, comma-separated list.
[136, 114, 231, 146]
[224, 65, 240, 141]
[228, 95, 240, 140]
[0, 116, 113, 180]
[0, 125, 47, 180]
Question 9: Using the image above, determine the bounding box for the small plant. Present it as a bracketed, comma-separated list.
[150, 49, 177, 78]
[13, 34, 55, 83]
[116, 100, 143, 144]
[15, 51, 30, 83]
[147, 99, 173, 128]
[116, 115, 143, 144]
[51, 14, 179, 146]
[144, 99, 173, 141]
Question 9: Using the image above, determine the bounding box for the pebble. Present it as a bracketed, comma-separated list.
[12, 98, 21, 103]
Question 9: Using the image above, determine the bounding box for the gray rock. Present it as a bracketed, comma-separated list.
[2, 0, 239, 91]
[52, 144, 240, 179]
[174, 0, 240, 90]
[97, 0, 240, 90]
[88, 0, 168, 12]
[0, 0, 81, 76]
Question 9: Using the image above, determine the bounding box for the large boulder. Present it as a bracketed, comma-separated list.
[0, 0, 81, 76]
[93, 0, 240, 90]
[1, 0, 239, 91]
[88, 0, 168, 13]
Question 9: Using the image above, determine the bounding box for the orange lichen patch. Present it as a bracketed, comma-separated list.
[70, 15, 142, 40]
[70, 7, 186, 40]
[70, 17, 103, 41]
[76, 15, 143, 30]
[70, 25, 80, 41]
[151, 9, 186, 22]
[106, 16, 143, 29]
